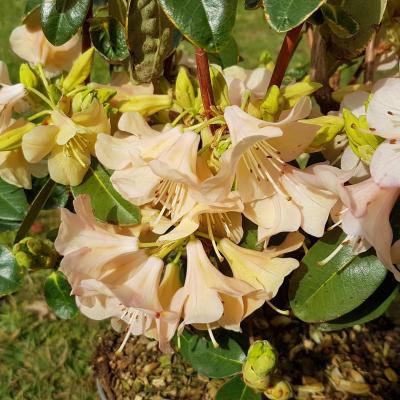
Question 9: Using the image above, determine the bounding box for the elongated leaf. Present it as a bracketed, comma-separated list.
[318, 275, 399, 331]
[159, 0, 238, 52]
[216, 376, 261, 400]
[44, 271, 78, 319]
[0, 244, 24, 296]
[321, 4, 359, 39]
[0, 178, 28, 222]
[209, 36, 239, 68]
[177, 330, 246, 378]
[127, 0, 174, 83]
[263, 0, 326, 32]
[90, 17, 129, 63]
[72, 159, 141, 225]
[289, 229, 389, 323]
[109, 0, 127, 25]
[320, 0, 387, 60]
[14, 179, 56, 243]
[41, 0, 91, 45]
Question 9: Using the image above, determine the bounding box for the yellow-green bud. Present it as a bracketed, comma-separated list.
[0, 122, 35, 151]
[175, 67, 197, 112]
[302, 115, 345, 152]
[119, 94, 172, 117]
[342, 109, 383, 164]
[62, 48, 95, 93]
[95, 87, 117, 105]
[19, 64, 38, 88]
[13, 237, 58, 270]
[242, 340, 278, 391]
[281, 80, 322, 108]
[261, 85, 284, 122]
[210, 65, 230, 109]
[264, 379, 293, 400]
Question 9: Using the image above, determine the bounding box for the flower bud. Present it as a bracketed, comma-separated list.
[342, 109, 383, 164]
[175, 67, 196, 112]
[13, 237, 58, 270]
[62, 48, 95, 93]
[264, 379, 293, 400]
[0, 122, 35, 151]
[242, 340, 278, 391]
[260, 85, 284, 122]
[210, 65, 230, 108]
[119, 94, 172, 117]
[19, 64, 38, 88]
[281, 80, 322, 108]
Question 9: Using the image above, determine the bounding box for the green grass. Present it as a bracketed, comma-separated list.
[0, 2, 310, 399]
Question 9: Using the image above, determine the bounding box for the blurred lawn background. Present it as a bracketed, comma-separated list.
[0, 1, 310, 399]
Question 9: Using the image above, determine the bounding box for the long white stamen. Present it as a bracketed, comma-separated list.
[206, 213, 224, 262]
[207, 324, 219, 348]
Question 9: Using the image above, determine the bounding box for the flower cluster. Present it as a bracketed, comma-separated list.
[1, 17, 400, 353]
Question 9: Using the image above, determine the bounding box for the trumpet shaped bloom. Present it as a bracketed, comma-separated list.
[22, 99, 110, 185]
[10, 20, 81, 77]
[171, 239, 255, 332]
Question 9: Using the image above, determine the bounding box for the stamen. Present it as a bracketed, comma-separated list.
[266, 300, 290, 315]
[116, 312, 137, 354]
[207, 324, 219, 348]
[317, 238, 350, 266]
[206, 213, 224, 262]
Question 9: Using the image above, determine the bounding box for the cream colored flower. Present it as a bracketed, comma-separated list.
[0, 119, 47, 188]
[171, 239, 255, 333]
[218, 235, 301, 316]
[22, 99, 110, 185]
[10, 19, 81, 77]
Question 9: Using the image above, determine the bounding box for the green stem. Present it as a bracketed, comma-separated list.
[27, 87, 56, 110]
[14, 179, 57, 244]
[27, 109, 52, 122]
[37, 64, 55, 106]
[172, 110, 190, 127]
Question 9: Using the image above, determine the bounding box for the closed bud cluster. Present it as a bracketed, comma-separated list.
[13, 237, 58, 270]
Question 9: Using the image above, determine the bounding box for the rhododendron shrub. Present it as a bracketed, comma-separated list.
[1, 0, 400, 398]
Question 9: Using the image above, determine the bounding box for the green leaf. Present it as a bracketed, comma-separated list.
[208, 36, 239, 68]
[90, 17, 129, 63]
[177, 330, 246, 378]
[25, 0, 42, 15]
[127, 0, 174, 83]
[0, 220, 20, 233]
[159, 0, 238, 52]
[245, 0, 262, 11]
[321, 4, 359, 39]
[289, 229, 389, 323]
[0, 178, 28, 222]
[320, 0, 387, 60]
[240, 219, 262, 251]
[263, 0, 326, 32]
[108, 0, 127, 25]
[72, 159, 141, 225]
[15, 179, 56, 244]
[44, 271, 78, 319]
[216, 376, 262, 400]
[41, 0, 91, 46]
[318, 275, 399, 331]
[0, 245, 24, 296]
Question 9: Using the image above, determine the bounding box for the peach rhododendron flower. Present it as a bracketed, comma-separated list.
[22, 99, 110, 185]
[171, 239, 256, 335]
[10, 18, 81, 77]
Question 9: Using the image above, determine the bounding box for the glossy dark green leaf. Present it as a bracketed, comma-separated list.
[0, 244, 24, 296]
[159, 0, 238, 52]
[208, 36, 239, 68]
[0, 178, 28, 222]
[72, 159, 141, 225]
[25, 0, 42, 15]
[44, 271, 78, 319]
[127, 0, 174, 82]
[263, 0, 326, 32]
[177, 330, 246, 378]
[90, 17, 129, 63]
[41, 0, 91, 45]
[318, 275, 399, 331]
[0, 220, 20, 233]
[289, 229, 389, 323]
[321, 3, 359, 39]
[216, 376, 261, 400]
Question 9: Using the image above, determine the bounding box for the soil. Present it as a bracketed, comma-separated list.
[93, 315, 400, 400]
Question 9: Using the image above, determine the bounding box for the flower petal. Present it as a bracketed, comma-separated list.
[22, 125, 58, 163]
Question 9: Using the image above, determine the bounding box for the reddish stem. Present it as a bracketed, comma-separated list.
[364, 31, 377, 85]
[195, 48, 215, 119]
[268, 23, 304, 89]
[82, 2, 93, 53]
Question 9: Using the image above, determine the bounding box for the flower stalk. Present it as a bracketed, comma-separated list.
[195, 48, 215, 120]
